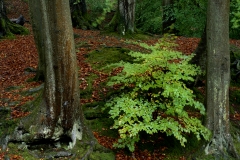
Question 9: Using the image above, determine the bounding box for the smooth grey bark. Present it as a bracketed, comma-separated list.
[118, 0, 135, 34]
[205, 0, 239, 158]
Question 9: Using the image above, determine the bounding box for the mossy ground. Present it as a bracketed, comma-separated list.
[0, 86, 23, 137]
[82, 47, 133, 138]
[0, 84, 114, 159]
[81, 47, 133, 99]
[0, 109, 17, 136]
[85, 47, 133, 70]
[101, 31, 155, 41]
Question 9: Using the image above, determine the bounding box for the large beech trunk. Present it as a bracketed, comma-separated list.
[118, 0, 135, 34]
[26, 0, 85, 149]
[205, 0, 239, 158]
[4, 2, 115, 158]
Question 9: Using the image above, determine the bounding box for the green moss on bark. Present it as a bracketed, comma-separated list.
[0, 18, 29, 39]
[8, 21, 29, 35]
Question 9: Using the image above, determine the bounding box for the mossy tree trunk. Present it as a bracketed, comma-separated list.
[0, 0, 28, 38]
[20, 0, 96, 152]
[8, 2, 115, 157]
[205, 0, 239, 158]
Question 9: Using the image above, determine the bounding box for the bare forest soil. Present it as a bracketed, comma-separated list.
[1, 0, 240, 159]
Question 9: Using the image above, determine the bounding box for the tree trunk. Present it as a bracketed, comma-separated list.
[28, 0, 45, 81]
[192, 26, 207, 72]
[69, 0, 92, 29]
[0, 0, 28, 38]
[205, 0, 239, 158]
[118, 0, 135, 34]
[0, 0, 115, 158]
[20, 0, 92, 150]
[162, 0, 174, 33]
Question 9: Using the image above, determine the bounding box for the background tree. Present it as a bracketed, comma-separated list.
[118, 0, 135, 34]
[0, 0, 28, 38]
[70, 0, 92, 29]
[162, 0, 174, 33]
[191, 26, 207, 78]
[135, 0, 162, 34]
[205, 0, 239, 158]
[107, 0, 135, 34]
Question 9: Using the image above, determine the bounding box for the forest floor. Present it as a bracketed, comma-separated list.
[1, 0, 240, 160]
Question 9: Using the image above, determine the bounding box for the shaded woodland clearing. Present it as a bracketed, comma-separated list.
[1, 0, 240, 159]
[1, 29, 240, 159]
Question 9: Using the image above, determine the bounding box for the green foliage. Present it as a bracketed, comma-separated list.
[135, 0, 162, 34]
[86, 0, 113, 12]
[162, 0, 240, 38]
[170, 0, 207, 37]
[105, 35, 211, 152]
[86, 0, 116, 27]
[230, 0, 240, 29]
[230, 0, 240, 39]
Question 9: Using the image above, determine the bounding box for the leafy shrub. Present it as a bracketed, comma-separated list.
[85, 0, 116, 26]
[135, 0, 162, 34]
[164, 0, 207, 37]
[230, 0, 240, 29]
[105, 35, 210, 152]
[86, 0, 109, 12]
[230, 0, 240, 39]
